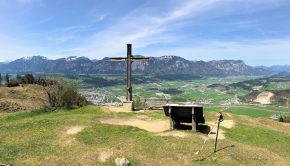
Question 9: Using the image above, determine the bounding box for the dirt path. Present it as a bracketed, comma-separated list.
[99, 115, 192, 138]
[99, 113, 236, 139]
[206, 120, 235, 140]
[157, 131, 190, 138]
[102, 106, 131, 112]
[99, 115, 170, 133]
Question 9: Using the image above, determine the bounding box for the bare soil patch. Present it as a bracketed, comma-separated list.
[99, 115, 169, 132]
[205, 120, 235, 140]
[96, 151, 113, 163]
[102, 106, 131, 113]
[157, 131, 190, 138]
[254, 92, 274, 104]
[207, 127, 225, 139]
[66, 126, 84, 135]
[226, 113, 233, 118]
[221, 120, 235, 128]
[208, 120, 235, 129]
[59, 126, 85, 146]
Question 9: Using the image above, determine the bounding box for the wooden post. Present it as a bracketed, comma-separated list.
[169, 106, 174, 129]
[214, 119, 221, 152]
[192, 107, 196, 132]
[126, 44, 132, 101]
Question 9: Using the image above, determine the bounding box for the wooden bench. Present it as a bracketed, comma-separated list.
[163, 104, 205, 131]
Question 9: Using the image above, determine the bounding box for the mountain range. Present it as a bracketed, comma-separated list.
[0, 55, 284, 76]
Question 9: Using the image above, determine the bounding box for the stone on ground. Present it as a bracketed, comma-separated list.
[114, 158, 130, 166]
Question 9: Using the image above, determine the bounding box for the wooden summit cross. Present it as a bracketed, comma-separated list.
[110, 44, 149, 102]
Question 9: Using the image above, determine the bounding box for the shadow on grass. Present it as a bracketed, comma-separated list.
[174, 123, 212, 135]
[197, 124, 212, 135]
[193, 145, 235, 162]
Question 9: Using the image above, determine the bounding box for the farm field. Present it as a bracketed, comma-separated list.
[71, 74, 290, 109]
[74, 75, 259, 104]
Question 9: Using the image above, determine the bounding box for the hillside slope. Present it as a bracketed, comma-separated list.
[0, 106, 289, 165]
[230, 73, 290, 105]
[0, 84, 49, 112]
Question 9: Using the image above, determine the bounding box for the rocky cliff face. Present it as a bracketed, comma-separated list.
[0, 55, 270, 76]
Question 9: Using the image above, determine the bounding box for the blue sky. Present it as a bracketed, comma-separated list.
[0, 0, 290, 66]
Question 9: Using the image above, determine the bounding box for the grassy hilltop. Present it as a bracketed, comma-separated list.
[1, 106, 290, 165]
[1, 74, 290, 165]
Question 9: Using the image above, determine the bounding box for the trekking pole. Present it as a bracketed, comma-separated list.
[214, 118, 221, 152]
[195, 112, 223, 155]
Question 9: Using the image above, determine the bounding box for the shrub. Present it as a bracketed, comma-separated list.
[134, 96, 143, 110]
[7, 80, 19, 87]
[20, 74, 35, 84]
[278, 115, 284, 122]
[58, 86, 78, 109]
[279, 115, 290, 123]
[46, 82, 90, 110]
[2, 73, 90, 110]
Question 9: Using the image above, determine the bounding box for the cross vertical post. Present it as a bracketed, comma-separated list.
[126, 44, 132, 101]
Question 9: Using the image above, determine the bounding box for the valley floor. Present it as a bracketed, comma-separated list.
[0, 106, 290, 165]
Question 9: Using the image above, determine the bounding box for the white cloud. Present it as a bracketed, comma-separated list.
[145, 38, 290, 66]
[91, 14, 106, 23]
[83, 0, 287, 59]
[84, 0, 220, 58]
[79, 0, 290, 65]
[52, 25, 91, 33]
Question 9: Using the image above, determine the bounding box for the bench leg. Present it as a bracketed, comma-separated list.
[192, 107, 197, 132]
[192, 118, 197, 132]
[170, 118, 175, 129]
[175, 121, 180, 128]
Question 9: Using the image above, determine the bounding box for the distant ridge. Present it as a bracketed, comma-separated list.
[0, 55, 271, 76]
[269, 65, 290, 72]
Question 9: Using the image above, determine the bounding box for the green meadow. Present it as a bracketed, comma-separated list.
[1, 106, 290, 165]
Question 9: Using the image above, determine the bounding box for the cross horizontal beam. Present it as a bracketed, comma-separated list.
[110, 56, 149, 62]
